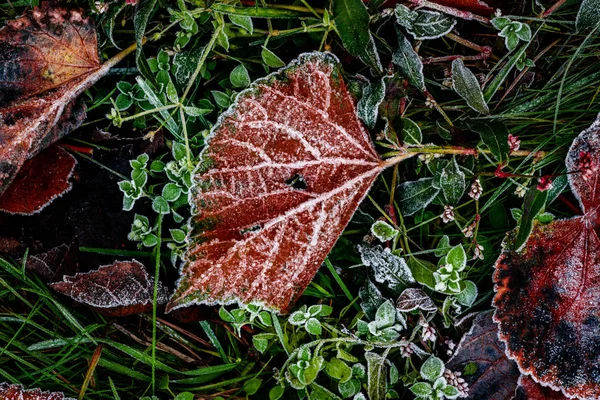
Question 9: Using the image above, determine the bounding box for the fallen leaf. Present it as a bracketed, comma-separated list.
[514, 375, 569, 400]
[0, 145, 77, 215]
[428, 0, 494, 16]
[493, 117, 600, 399]
[168, 52, 406, 314]
[395, 288, 436, 312]
[447, 310, 520, 400]
[52, 260, 168, 317]
[0, 382, 73, 400]
[23, 244, 77, 283]
[0, 5, 131, 200]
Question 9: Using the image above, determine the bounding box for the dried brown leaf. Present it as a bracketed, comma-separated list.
[167, 53, 405, 314]
[52, 260, 168, 317]
[493, 116, 600, 399]
[0, 5, 130, 201]
[447, 310, 520, 400]
[0, 145, 77, 215]
[0, 382, 73, 400]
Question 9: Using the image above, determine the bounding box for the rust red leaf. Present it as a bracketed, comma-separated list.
[52, 260, 168, 317]
[23, 244, 78, 283]
[167, 53, 402, 314]
[515, 375, 569, 400]
[0, 382, 72, 400]
[493, 117, 600, 399]
[0, 5, 131, 201]
[447, 310, 520, 400]
[0, 145, 76, 215]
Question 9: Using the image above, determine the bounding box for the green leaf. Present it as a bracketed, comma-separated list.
[332, 0, 371, 57]
[469, 121, 509, 163]
[359, 279, 384, 320]
[392, 28, 425, 91]
[338, 379, 361, 398]
[170, 229, 187, 243]
[357, 78, 386, 129]
[395, 4, 417, 29]
[325, 358, 353, 382]
[446, 245, 466, 271]
[269, 386, 285, 400]
[308, 304, 333, 317]
[174, 393, 194, 400]
[289, 311, 308, 326]
[456, 280, 477, 307]
[163, 183, 182, 202]
[365, 352, 387, 400]
[134, 0, 158, 74]
[252, 333, 271, 353]
[435, 235, 451, 257]
[305, 318, 322, 335]
[374, 300, 396, 328]
[400, 118, 422, 146]
[261, 47, 285, 68]
[420, 356, 444, 382]
[230, 64, 251, 88]
[303, 355, 324, 385]
[152, 196, 170, 214]
[408, 10, 456, 40]
[451, 59, 489, 114]
[166, 81, 179, 103]
[514, 188, 548, 251]
[229, 14, 253, 34]
[116, 93, 133, 111]
[183, 106, 212, 117]
[172, 46, 204, 87]
[440, 157, 466, 204]
[410, 382, 433, 397]
[371, 220, 399, 242]
[577, 0, 600, 31]
[136, 77, 179, 134]
[212, 90, 232, 108]
[243, 378, 262, 395]
[358, 244, 414, 296]
[398, 178, 440, 216]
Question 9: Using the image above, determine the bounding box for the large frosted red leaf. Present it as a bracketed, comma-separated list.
[52, 260, 168, 317]
[0, 383, 73, 400]
[0, 145, 76, 215]
[493, 117, 600, 400]
[168, 52, 394, 314]
[447, 310, 520, 400]
[515, 375, 569, 400]
[0, 5, 130, 199]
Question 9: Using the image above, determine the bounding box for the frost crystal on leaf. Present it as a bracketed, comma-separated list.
[0, 382, 74, 400]
[52, 260, 168, 317]
[358, 244, 415, 295]
[168, 53, 399, 314]
[493, 115, 600, 399]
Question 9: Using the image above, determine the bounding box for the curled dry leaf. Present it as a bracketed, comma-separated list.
[0, 382, 73, 400]
[493, 116, 600, 399]
[514, 375, 569, 400]
[396, 288, 436, 312]
[0, 145, 77, 215]
[447, 310, 520, 400]
[0, 5, 130, 202]
[52, 260, 168, 317]
[168, 52, 409, 314]
[23, 243, 77, 283]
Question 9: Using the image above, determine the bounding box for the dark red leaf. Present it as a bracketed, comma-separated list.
[0, 382, 72, 400]
[493, 119, 600, 399]
[167, 53, 403, 314]
[0, 5, 130, 202]
[447, 310, 520, 400]
[0, 145, 77, 215]
[52, 260, 168, 317]
[514, 375, 569, 400]
[24, 244, 77, 283]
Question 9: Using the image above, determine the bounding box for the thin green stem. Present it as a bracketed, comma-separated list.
[151, 213, 163, 393]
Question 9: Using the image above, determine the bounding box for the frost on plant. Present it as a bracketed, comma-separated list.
[167, 52, 405, 314]
[493, 115, 600, 399]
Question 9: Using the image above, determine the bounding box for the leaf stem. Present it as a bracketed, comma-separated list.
[151, 213, 163, 393]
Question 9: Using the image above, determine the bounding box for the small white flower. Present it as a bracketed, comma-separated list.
[425, 98, 437, 108]
[421, 324, 437, 342]
[444, 369, 470, 397]
[399, 341, 414, 358]
[462, 221, 476, 238]
[514, 185, 527, 198]
[495, 8, 502, 17]
[441, 205, 455, 223]
[473, 243, 484, 260]
[418, 153, 435, 164]
[468, 178, 483, 200]
[508, 134, 521, 153]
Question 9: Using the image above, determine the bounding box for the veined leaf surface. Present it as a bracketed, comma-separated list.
[168, 53, 401, 313]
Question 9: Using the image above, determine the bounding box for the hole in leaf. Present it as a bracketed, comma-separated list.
[285, 173, 307, 190]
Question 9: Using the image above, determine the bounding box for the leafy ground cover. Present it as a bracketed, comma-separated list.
[1, 0, 600, 399]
